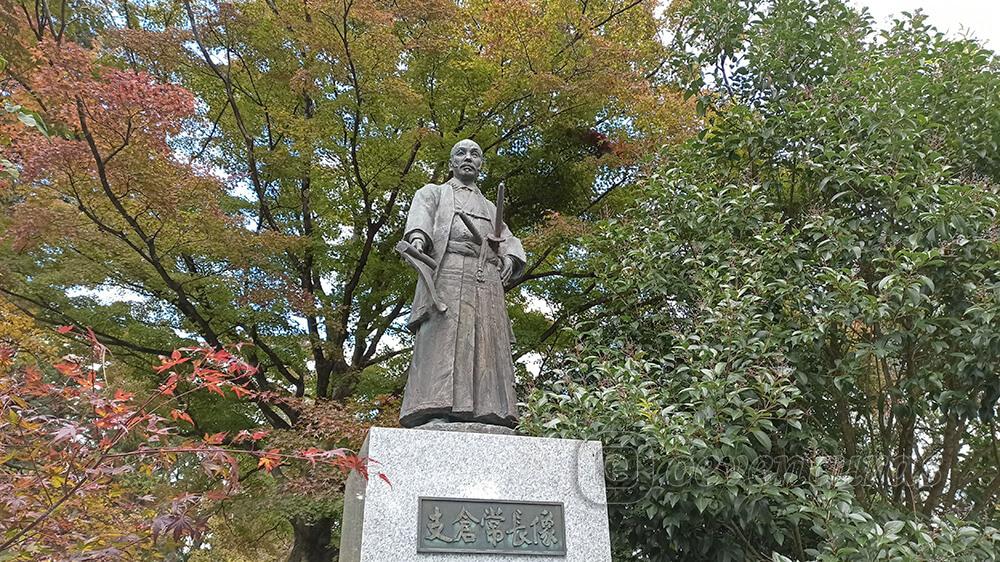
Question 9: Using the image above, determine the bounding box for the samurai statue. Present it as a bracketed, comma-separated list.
[395, 139, 526, 429]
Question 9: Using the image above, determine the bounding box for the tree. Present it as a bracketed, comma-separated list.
[0, 0, 692, 558]
[524, 1, 1000, 560]
[0, 322, 371, 560]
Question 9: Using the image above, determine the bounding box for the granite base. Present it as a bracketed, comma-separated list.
[339, 427, 610, 561]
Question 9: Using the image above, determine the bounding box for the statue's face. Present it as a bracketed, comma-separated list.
[449, 140, 483, 183]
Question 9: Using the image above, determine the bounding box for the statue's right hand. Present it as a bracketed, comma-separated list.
[411, 238, 425, 253]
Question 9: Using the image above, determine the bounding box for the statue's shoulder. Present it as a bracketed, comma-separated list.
[413, 182, 447, 199]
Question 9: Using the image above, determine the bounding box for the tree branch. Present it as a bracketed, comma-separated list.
[514, 293, 608, 361]
[77, 96, 222, 348]
[0, 287, 172, 357]
[184, 0, 278, 232]
[361, 295, 407, 365]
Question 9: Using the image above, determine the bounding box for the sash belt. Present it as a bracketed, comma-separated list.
[446, 240, 498, 263]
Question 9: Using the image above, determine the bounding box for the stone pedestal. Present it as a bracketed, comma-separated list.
[339, 427, 611, 561]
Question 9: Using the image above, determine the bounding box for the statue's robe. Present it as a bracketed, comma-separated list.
[399, 178, 526, 428]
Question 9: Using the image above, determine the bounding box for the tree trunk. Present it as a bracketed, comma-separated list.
[287, 516, 336, 562]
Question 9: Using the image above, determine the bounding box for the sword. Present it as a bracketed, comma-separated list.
[488, 181, 506, 251]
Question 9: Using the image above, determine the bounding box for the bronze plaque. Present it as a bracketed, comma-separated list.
[417, 497, 567, 555]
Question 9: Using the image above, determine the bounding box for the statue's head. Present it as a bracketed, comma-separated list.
[448, 139, 483, 184]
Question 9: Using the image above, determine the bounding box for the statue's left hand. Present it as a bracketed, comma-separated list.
[499, 256, 514, 285]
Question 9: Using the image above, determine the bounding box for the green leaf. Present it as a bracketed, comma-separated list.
[885, 520, 905, 535]
[751, 429, 772, 450]
[17, 112, 37, 129]
[694, 497, 710, 514]
[1, 159, 18, 180]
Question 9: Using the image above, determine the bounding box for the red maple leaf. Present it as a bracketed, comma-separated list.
[158, 373, 179, 396]
[54, 361, 81, 377]
[299, 447, 324, 466]
[257, 449, 281, 473]
[342, 455, 370, 479]
[154, 350, 190, 374]
[229, 384, 254, 399]
[209, 348, 234, 364]
[86, 327, 107, 354]
[203, 432, 227, 445]
[56, 325, 75, 334]
[204, 383, 225, 397]
[170, 409, 194, 425]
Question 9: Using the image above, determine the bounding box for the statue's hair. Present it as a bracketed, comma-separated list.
[449, 138, 482, 156]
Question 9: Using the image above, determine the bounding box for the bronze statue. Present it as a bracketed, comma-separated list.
[396, 139, 526, 429]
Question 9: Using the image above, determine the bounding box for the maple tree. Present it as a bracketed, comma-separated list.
[0, 0, 691, 558]
[0, 318, 386, 559]
[0, 324, 375, 560]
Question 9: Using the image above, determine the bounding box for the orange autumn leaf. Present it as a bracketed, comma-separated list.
[158, 373, 179, 396]
[229, 384, 254, 399]
[169, 409, 194, 425]
[203, 432, 227, 445]
[204, 383, 225, 397]
[257, 450, 281, 473]
[154, 350, 190, 374]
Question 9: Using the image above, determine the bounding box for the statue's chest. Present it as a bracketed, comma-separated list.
[452, 189, 491, 219]
[450, 189, 492, 241]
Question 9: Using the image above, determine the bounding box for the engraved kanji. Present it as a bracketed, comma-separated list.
[506, 509, 534, 547]
[453, 508, 481, 544]
[530, 509, 559, 548]
[425, 506, 453, 543]
[481, 506, 506, 547]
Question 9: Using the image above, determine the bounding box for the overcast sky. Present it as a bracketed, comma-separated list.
[851, 0, 999, 49]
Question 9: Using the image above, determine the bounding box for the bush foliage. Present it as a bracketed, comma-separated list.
[523, 1, 1000, 560]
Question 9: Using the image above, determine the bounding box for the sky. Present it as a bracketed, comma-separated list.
[852, 0, 1000, 49]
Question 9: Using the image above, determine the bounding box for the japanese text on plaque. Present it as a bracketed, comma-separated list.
[417, 498, 566, 555]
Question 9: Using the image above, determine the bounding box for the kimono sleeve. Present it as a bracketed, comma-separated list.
[499, 223, 527, 280]
[404, 184, 439, 254]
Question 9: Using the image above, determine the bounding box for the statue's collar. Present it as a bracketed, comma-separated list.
[446, 177, 479, 192]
